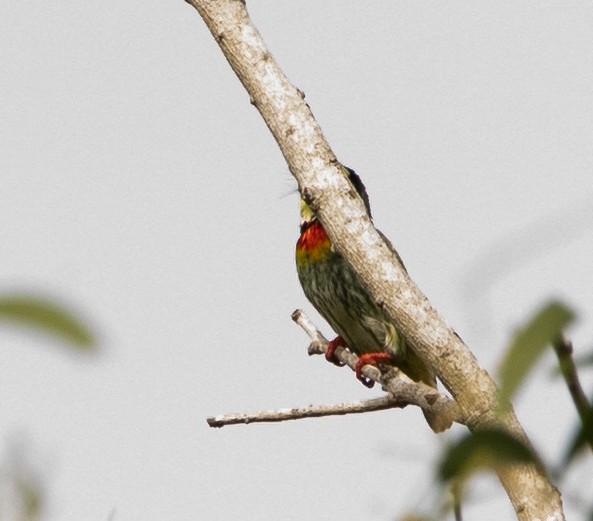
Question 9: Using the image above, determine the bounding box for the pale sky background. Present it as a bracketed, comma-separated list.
[1, 2, 593, 520]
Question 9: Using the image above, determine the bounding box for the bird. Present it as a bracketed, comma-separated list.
[295, 165, 441, 430]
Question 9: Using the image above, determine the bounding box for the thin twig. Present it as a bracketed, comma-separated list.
[207, 396, 407, 428]
[553, 336, 592, 422]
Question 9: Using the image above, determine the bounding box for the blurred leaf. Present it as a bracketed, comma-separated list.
[0, 440, 45, 521]
[0, 294, 95, 351]
[560, 393, 593, 470]
[438, 429, 537, 483]
[17, 474, 43, 521]
[499, 301, 575, 403]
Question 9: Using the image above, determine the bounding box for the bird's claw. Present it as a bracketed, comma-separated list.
[355, 352, 394, 388]
[325, 336, 346, 367]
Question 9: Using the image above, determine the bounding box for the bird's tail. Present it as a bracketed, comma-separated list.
[396, 342, 452, 433]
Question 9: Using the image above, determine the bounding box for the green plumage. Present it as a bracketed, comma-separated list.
[296, 166, 441, 430]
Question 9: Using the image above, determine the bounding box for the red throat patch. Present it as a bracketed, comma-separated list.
[296, 221, 332, 265]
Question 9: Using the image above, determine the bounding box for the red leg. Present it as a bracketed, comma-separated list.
[355, 353, 394, 388]
[326, 336, 346, 366]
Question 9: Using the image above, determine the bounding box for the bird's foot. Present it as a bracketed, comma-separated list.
[325, 336, 346, 367]
[355, 353, 394, 388]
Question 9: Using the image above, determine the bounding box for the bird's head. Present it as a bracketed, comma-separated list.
[300, 166, 371, 228]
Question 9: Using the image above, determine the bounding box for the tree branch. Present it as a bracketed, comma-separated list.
[188, 1, 565, 519]
[207, 396, 408, 428]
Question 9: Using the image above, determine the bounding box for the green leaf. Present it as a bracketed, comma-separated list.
[498, 301, 575, 403]
[0, 294, 95, 351]
[438, 429, 537, 483]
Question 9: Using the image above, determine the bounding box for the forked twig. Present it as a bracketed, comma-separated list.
[292, 309, 464, 432]
[206, 310, 463, 430]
